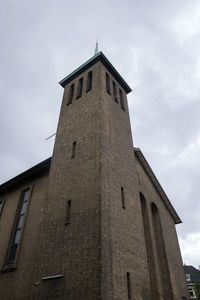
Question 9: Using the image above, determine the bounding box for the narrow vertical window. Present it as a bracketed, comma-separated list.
[76, 77, 83, 99]
[6, 189, 30, 264]
[67, 83, 74, 105]
[112, 81, 118, 102]
[127, 272, 132, 300]
[86, 71, 92, 92]
[0, 198, 5, 217]
[65, 200, 71, 225]
[106, 73, 111, 94]
[140, 193, 159, 299]
[121, 187, 126, 209]
[151, 203, 174, 300]
[119, 89, 125, 111]
[71, 141, 76, 158]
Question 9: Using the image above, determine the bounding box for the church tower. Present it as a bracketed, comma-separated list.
[0, 48, 189, 300]
[31, 49, 188, 300]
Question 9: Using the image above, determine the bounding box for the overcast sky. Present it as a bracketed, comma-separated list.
[0, 0, 200, 268]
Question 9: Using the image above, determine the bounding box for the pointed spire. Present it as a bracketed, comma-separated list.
[94, 40, 99, 55]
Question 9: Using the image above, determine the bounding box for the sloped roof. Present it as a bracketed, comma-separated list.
[134, 147, 182, 224]
[0, 158, 51, 194]
[184, 265, 200, 283]
[59, 51, 132, 94]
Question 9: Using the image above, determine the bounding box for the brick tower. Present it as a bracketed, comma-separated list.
[0, 49, 189, 300]
[31, 49, 188, 300]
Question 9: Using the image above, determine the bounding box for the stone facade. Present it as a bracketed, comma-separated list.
[0, 51, 189, 299]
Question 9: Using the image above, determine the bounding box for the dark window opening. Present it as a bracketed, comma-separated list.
[121, 187, 126, 209]
[67, 83, 74, 105]
[119, 89, 125, 111]
[127, 272, 132, 300]
[7, 188, 30, 264]
[86, 71, 93, 92]
[71, 141, 76, 158]
[65, 200, 71, 225]
[112, 81, 118, 103]
[106, 73, 111, 95]
[77, 78, 83, 99]
[0, 198, 5, 217]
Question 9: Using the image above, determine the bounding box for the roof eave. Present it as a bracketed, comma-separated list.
[59, 51, 132, 94]
[134, 148, 182, 224]
[0, 157, 51, 194]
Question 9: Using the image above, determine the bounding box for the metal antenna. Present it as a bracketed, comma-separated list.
[45, 133, 56, 140]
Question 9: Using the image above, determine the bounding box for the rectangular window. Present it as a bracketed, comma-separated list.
[65, 200, 71, 225]
[186, 274, 191, 281]
[6, 188, 30, 265]
[121, 187, 126, 209]
[67, 83, 74, 105]
[77, 77, 83, 99]
[112, 81, 118, 103]
[106, 73, 111, 94]
[0, 198, 5, 217]
[127, 272, 132, 300]
[71, 141, 76, 158]
[119, 89, 125, 111]
[86, 71, 92, 92]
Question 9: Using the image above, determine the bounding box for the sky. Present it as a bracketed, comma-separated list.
[0, 0, 200, 268]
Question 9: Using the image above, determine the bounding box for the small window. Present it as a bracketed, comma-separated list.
[127, 272, 132, 300]
[112, 81, 118, 103]
[106, 73, 111, 95]
[121, 187, 126, 209]
[0, 198, 5, 217]
[186, 274, 191, 281]
[67, 83, 74, 105]
[189, 286, 196, 298]
[119, 89, 125, 111]
[6, 188, 30, 264]
[86, 71, 92, 92]
[65, 200, 71, 225]
[77, 78, 83, 99]
[71, 141, 77, 158]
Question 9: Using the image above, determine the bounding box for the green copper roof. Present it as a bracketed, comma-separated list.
[59, 51, 132, 94]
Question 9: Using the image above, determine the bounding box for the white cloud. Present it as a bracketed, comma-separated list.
[179, 233, 200, 268]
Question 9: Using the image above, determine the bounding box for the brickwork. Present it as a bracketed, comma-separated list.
[135, 155, 189, 299]
[0, 174, 49, 300]
[0, 52, 189, 300]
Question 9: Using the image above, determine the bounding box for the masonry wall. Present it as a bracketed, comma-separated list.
[0, 173, 49, 300]
[99, 64, 152, 300]
[135, 155, 190, 300]
[32, 62, 103, 300]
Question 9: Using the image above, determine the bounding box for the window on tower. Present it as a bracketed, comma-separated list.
[112, 81, 118, 103]
[71, 141, 77, 158]
[121, 187, 126, 209]
[127, 272, 132, 300]
[86, 71, 93, 92]
[65, 200, 71, 225]
[67, 83, 74, 105]
[0, 198, 5, 217]
[106, 73, 111, 95]
[119, 89, 125, 111]
[77, 78, 83, 99]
